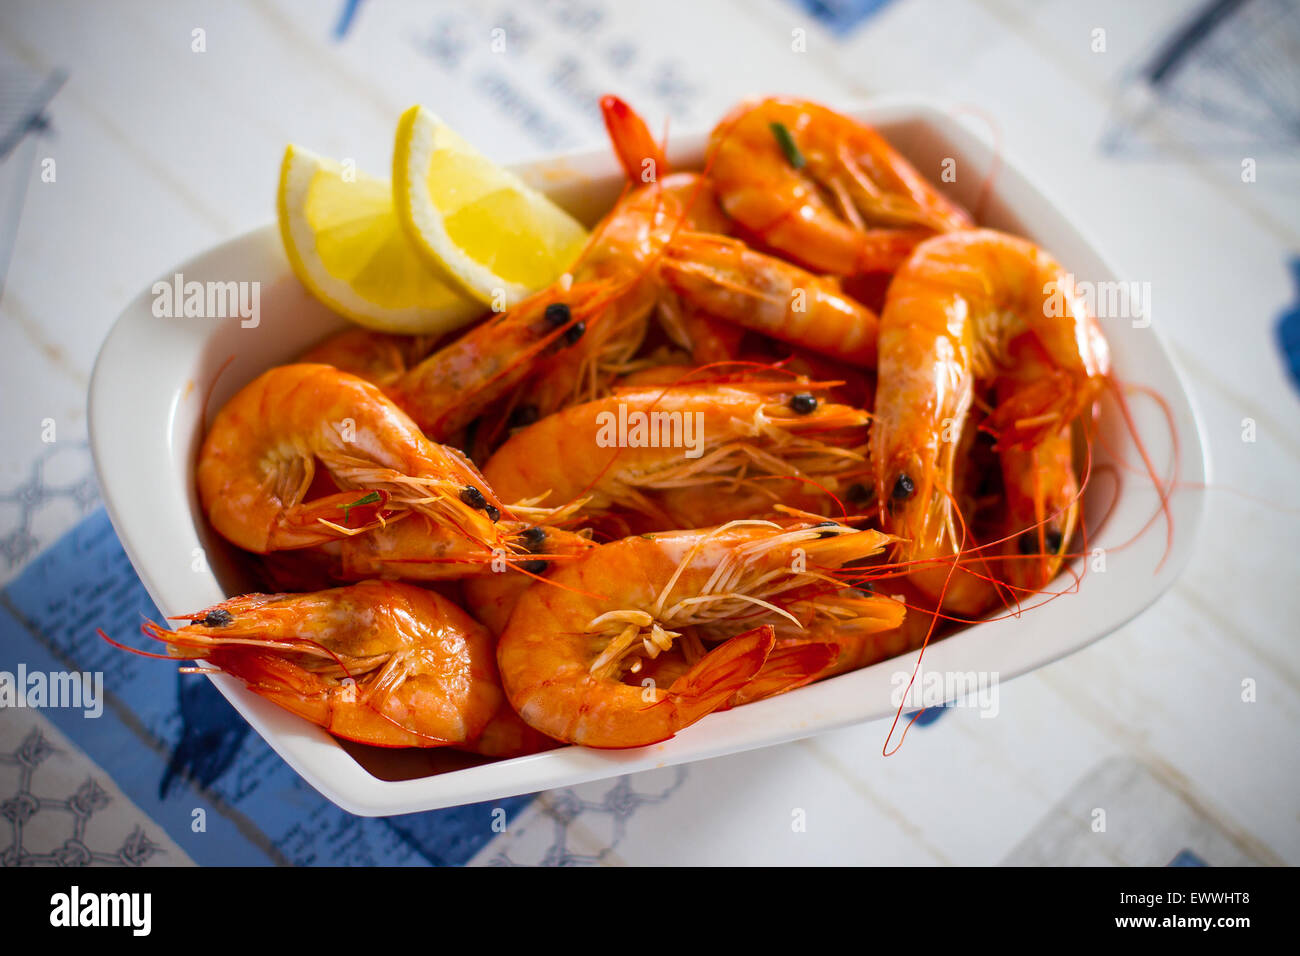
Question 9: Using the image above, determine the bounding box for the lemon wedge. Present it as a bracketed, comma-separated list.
[392, 105, 589, 307]
[277, 144, 483, 334]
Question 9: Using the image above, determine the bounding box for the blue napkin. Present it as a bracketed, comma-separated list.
[0, 508, 531, 865]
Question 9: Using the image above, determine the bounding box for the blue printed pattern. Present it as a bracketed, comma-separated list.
[0, 509, 532, 865]
[784, 0, 896, 37]
[1276, 257, 1300, 393]
[333, 0, 365, 40]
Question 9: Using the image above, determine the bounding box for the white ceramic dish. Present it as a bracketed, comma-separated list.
[89, 97, 1208, 816]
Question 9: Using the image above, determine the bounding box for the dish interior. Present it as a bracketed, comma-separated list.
[93, 100, 1202, 809]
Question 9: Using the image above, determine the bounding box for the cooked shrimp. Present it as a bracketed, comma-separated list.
[598, 94, 731, 237]
[298, 328, 444, 386]
[521, 172, 732, 417]
[389, 100, 727, 442]
[600, 93, 670, 189]
[629, 636, 837, 708]
[656, 292, 747, 364]
[519, 96, 736, 418]
[657, 579, 911, 707]
[660, 231, 882, 365]
[197, 363, 517, 559]
[139, 581, 504, 748]
[707, 97, 971, 275]
[321, 518, 589, 583]
[761, 576, 959, 696]
[470, 700, 561, 758]
[382, 279, 624, 440]
[639, 483, 849, 533]
[497, 518, 895, 747]
[384, 179, 699, 443]
[482, 382, 869, 527]
[461, 526, 596, 635]
[869, 229, 1107, 605]
[599, 96, 744, 367]
[995, 334, 1081, 592]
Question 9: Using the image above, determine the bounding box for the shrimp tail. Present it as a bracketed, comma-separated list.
[601, 94, 669, 182]
[726, 639, 839, 708]
[661, 624, 776, 726]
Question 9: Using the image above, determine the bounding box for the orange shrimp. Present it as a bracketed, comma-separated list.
[738, 577, 949, 704]
[626, 634, 838, 709]
[598, 93, 731, 238]
[658, 576, 912, 708]
[869, 229, 1107, 607]
[470, 700, 561, 759]
[657, 294, 747, 365]
[517, 95, 738, 413]
[197, 364, 520, 561]
[995, 334, 1081, 592]
[389, 99, 726, 442]
[599, 94, 744, 368]
[707, 97, 971, 275]
[462, 526, 596, 636]
[659, 231, 882, 365]
[602, 99, 880, 369]
[600, 93, 669, 188]
[139, 581, 507, 749]
[320, 518, 589, 583]
[384, 180, 700, 443]
[382, 279, 623, 441]
[298, 328, 444, 386]
[520, 175, 733, 417]
[255, 519, 589, 592]
[496, 518, 895, 748]
[481, 382, 869, 527]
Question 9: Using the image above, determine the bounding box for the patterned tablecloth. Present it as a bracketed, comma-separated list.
[1, 0, 1297, 866]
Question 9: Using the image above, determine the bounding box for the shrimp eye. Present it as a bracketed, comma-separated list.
[847, 482, 875, 507]
[789, 392, 818, 415]
[1019, 530, 1064, 555]
[563, 320, 586, 345]
[520, 527, 547, 552]
[813, 520, 839, 538]
[485, 504, 501, 522]
[852, 582, 875, 595]
[195, 608, 232, 627]
[892, 474, 914, 501]
[544, 302, 571, 327]
[508, 404, 539, 428]
[460, 486, 488, 510]
[520, 559, 548, 575]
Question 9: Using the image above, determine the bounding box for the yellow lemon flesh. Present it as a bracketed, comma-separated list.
[393, 104, 589, 308]
[277, 144, 483, 334]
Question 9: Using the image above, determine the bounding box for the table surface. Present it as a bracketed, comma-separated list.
[0, 0, 1297, 866]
